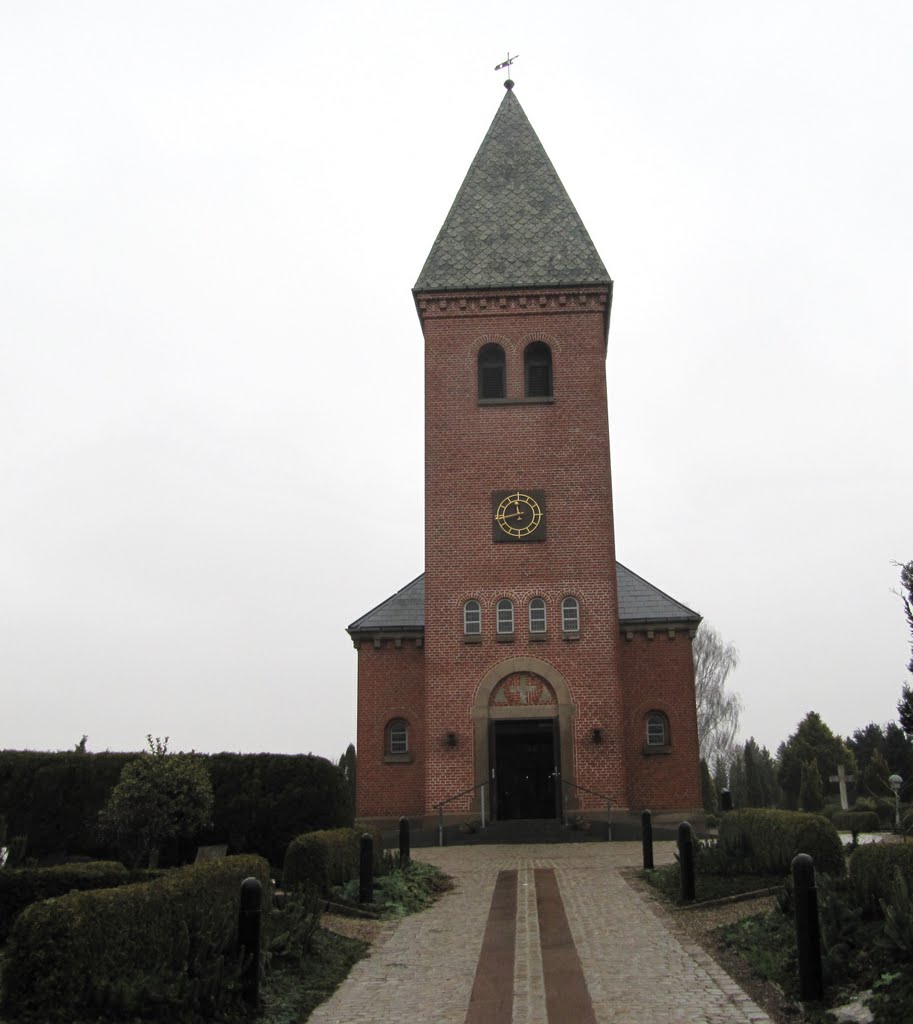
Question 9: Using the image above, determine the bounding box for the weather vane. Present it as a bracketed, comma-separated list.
[494, 52, 518, 89]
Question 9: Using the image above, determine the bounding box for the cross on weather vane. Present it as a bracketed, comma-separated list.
[494, 52, 518, 89]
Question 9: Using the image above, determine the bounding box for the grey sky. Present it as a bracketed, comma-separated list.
[2, 2, 911, 763]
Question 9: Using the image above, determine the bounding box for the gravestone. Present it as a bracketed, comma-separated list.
[194, 844, 228, 863]
[829, 764, 855, 811]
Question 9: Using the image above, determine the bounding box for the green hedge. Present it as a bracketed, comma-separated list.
[283, 827, 383, 893]
[718, 808, 845, 876]
[0, 861, 137, 943]
[2, 854, 269, 1021]
[0, 749, 352, 866]
[832, 810, 881, 835]
[849, 843, 913, 909]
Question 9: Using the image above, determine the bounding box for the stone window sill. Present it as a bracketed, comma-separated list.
[478, 397, 555, 406]
[496, 633, 515, 643]
[463, 634, 482, 644]
[642, 745, 671, 756]
[562, 631, 580, 641]
[529, 633, 548, 642]
[384, 752, 414, 764]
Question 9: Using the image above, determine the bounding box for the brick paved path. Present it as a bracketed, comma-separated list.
[308, 842, 772, 1024]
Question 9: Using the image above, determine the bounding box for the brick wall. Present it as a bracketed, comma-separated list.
[354, 640, 426, 818]
[420, 286, 626, 813]
[619, 631, 702, 812]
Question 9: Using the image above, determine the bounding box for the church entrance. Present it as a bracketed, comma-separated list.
[491, 718, 559, 820]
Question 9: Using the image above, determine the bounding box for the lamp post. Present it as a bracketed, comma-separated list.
[889, 774, 902, 830]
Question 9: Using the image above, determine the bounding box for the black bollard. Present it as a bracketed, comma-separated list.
[677, 821, 696, 902]
[238, 876, 262, 1007]
[399, 816, 411, 866]
[641, 809, 654, 870]
[359, 832, 374, 904]
[792, 853, 823, 1001]
[720, 788, 733, 813]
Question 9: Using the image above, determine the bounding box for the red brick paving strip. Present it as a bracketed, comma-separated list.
[535, 867, 597, 1024]
[464, 869, 518, 1024]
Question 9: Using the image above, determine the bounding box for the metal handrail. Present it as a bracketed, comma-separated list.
[433, 780, 489, 847]
[561, 779, 612, 840]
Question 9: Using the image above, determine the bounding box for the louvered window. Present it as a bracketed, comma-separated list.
[478, 344, 506, 399]
[524, 341, 553, 397]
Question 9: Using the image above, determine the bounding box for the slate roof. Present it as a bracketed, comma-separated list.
[347, 564, 699, 634]
[414, 87, 611, 293]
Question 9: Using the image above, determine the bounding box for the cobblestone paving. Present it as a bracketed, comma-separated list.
[308, 842, 772, 1024]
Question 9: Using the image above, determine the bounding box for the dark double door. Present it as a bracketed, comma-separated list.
[491, 718, 559, 820]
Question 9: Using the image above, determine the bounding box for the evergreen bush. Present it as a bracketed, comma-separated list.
[718, 808, 845, 876]
[832, 811, 881, 835]
[2, 854, 269, 1022]
[282, 827, 383, 893]
[849, 843, 913, 910]
[0, 861, 132, 943]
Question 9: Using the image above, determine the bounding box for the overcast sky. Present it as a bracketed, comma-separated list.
[2, 2, 911, 766]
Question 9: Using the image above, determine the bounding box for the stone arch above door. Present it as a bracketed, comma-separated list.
[471, 657, 576, 813]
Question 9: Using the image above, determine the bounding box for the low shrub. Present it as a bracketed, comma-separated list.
[2, 854, 269, 1022]
[718, 808, 844, 876]
[849, 843, 913, 910]
[0, 860, 133, 943]
[833, 811, 881, 835]
[821, 802, 842, 820]
[282, 827, 382, 893]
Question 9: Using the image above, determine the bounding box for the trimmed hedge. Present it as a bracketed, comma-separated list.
[0, 861, 137, 943]
[283, 827, 383, 893]
[849, 843, 913, 909]
[2, 854, 269, 1021]
[718, 808, 845, 876]
[0, 749, 352, 866]
[833, 810, 881, 835]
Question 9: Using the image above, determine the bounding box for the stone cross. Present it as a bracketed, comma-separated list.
[829, 764, 856, 810]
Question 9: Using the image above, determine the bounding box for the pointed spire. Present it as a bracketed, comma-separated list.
[414, 89, 611, 293]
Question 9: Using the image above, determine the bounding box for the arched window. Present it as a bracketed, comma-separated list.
[478, 343, 506, 399]
[496, 599, 515, 635]
[529, 597, 547, 634]
[524, 341, 553, 397]
[646, 712, 669, 748]
[463, 599, 481, 636]
[386, 719, 409, 755]
[561, 596, 580, 633]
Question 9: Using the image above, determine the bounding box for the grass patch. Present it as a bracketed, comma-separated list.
[334, 859, 453, 918]
[260, 928, 368, 1024]
[641, 863, 779, 904]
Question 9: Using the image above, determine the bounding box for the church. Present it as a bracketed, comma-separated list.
[348, 81, 702, 829]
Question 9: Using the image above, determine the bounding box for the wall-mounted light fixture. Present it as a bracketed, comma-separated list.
[591, 727, 603, 744]
[445, 731, 458, 748]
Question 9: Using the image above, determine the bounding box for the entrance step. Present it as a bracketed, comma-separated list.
[410, 818, 626, 847]
[401, 817, 681, 848]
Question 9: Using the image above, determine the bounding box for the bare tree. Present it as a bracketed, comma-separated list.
[693, 622, 742, 764]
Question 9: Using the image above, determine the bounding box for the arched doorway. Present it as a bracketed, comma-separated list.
[472, 658, 576, 821]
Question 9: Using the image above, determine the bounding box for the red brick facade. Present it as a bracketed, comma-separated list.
[350, 89, 702, 828]
[351, 286, 702, 826]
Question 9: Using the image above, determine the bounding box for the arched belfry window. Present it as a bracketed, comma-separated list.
[524, 341, 553, 398]
[478, 344, 506, 399]
[387, 719, 409, 754]
[529, 597, 547, 634]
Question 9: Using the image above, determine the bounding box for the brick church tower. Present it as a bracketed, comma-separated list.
[349, 83, 702, 828]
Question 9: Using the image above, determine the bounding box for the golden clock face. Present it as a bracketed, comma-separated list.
[494, 492, 543, 538]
